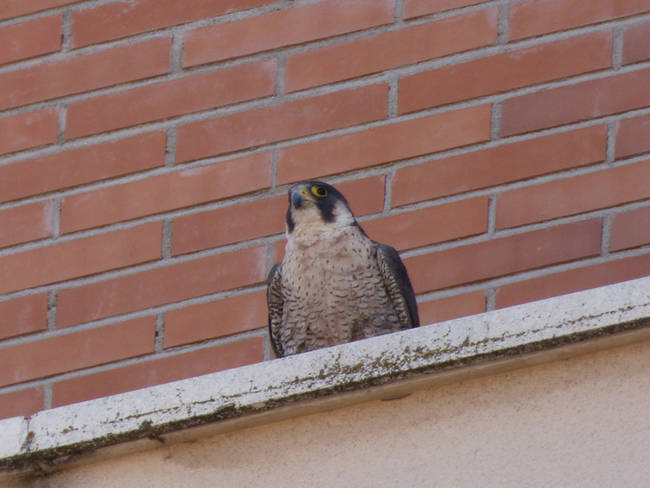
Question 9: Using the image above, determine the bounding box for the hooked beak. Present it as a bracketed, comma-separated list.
[290, 187, 314, 209]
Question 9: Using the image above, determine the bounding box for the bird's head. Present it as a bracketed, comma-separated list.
[285, 181, 356, 236]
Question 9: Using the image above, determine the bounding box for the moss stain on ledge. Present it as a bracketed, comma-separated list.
[2, 278, 649, 480]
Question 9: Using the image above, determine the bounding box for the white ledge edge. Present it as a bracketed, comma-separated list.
[1, 276, 650, 475]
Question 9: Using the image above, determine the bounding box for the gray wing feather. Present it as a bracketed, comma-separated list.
[375, 244, 419, 329]
[267, 263, 285, 357]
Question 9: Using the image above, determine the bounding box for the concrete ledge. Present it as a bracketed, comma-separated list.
[1, 277, 650, 479]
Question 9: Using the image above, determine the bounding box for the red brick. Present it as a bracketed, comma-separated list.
[362, 197, 489, 251]
[61, 152, 271, 233]
[184, 0, 394, 67]
[57, 246, 267, 327]
[273, 239, 287, 265]
[277, 105, 491, 184]
[335, 176, 387, 217]
[403, 0, 485, 18]
[0, 201, 53, 248]
[405, 219, 602, 293]
[0, 388, 43, 420]
[0, 294, 48, 341]
[0, 222, 162, 295]
[495, 253, 650, 308]
[501, 68, 650, 136]
[176, 84, 389, 163]
[172, 196, 286, 256]
[0, 317, 155, 387]
[392, 125, 607, 206]
[509, 0, 650, 40]
[610, 205, 650, 251]
[285, 8, 497, 92]
[66, 60, 276, 139]
[164, 291, 267, 347]
[623, 21, 650, 65]
[616, 113, 650, 159]
[0, 0, 80, 20]
[0, 37, 171, 111]
[399, 31, 612, 114]
[72, 0, 276, 48]
[0, 16, 61, 66]
[418, 291, 486, 326]
[173, 175, 387, 255]
[51, 337, 264, 407]
[0, 132, 166, 204]
[496, 160, 650, 229]
[0, 109, 58, 156]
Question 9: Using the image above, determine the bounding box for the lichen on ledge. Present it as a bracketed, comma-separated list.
[1, 277, 650, 480]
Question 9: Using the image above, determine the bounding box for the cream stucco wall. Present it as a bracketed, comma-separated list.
[21, 339, 650, 488]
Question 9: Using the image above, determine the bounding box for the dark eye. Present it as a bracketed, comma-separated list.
[311, 185, 328, 197]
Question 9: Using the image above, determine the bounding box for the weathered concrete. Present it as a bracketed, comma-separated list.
[1, 276, 649, 484]
[14, 338, 650, 488]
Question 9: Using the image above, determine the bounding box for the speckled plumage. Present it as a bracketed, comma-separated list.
[268, 181, 419, 357]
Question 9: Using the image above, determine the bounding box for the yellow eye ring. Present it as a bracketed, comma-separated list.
[311, 185, 328, 197]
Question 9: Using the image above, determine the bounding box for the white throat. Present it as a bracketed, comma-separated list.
[286, 201, 355, 248]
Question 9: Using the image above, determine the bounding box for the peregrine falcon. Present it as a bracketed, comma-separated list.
[267, 181, 419, 357]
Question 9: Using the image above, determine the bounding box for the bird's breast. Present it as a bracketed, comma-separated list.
[280, 230, 400, 353]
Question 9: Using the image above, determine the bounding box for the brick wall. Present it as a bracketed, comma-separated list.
[0, 0, 649, 420]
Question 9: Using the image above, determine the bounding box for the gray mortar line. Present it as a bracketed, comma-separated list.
[0, 1, 648, 129]
[0, 0, 118, 28]
[497, 2, 510, 44]
[0, 132, 648, 269]
[164, 126, 178, 166]
[0, 0, 286, 33]
[3, 56, 649, 174]
[612, 26, 624, 70]
[485, 288, 496, 311]
[383, 171, 394, 213]
[2, 194, 649, 326]
[154, 313, 165, 352]
[336, 155, 650, 223]
[46, 290, 57, 331]
[1, 63, 648, 198]
[162, 219, 173, 259]
[262, 332, 272, 362]
[42, 383, 53, 410]
[490, 101, 502, 140]
[601, 214, 612, 256]
[60, 9, 73, 52]
[266, 242, 277, 275]
[0, 229, 284, 302]
[2, 5, 649, 120]
[270, 148, 279, 189]
[2, 231, 650, 351]
[1, 144, 649, 262]
[50, 198, 62, 239]
[487, 195, 497, 235]
[178, 10, 650, 75]
[0, 14, 644, 286]
[57, 105, 67, 145]
[400, 196, 650, 259]
[0, 283, 269, 350]
[1, 46, 649, 173]
[169, 31, 185, 73]
[387, 76, 399, 118]
[2, 240, 650, 379]
[414, 244, 650, 303]
[606, 120, 619, 164]
[275, 54, 286, 96]
[394, 0, 404, 23]
[0, 327, 271, 396]
[0, 18, 644, 252]
[0, 0, 494, 70]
